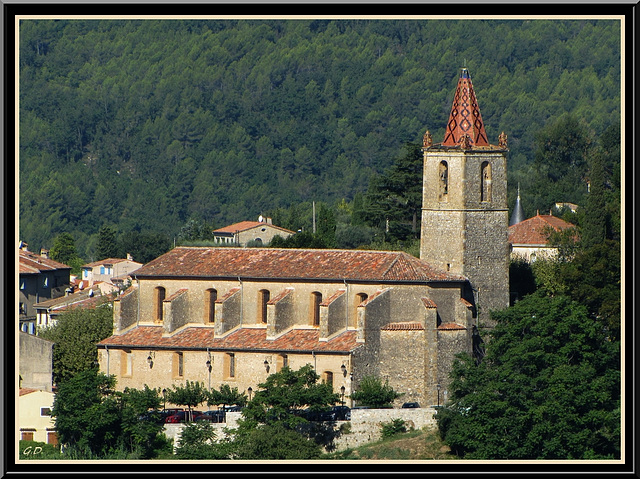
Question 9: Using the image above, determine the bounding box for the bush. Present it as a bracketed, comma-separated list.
[381, 419, 407, 438]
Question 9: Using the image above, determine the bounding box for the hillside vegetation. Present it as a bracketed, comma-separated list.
[19, 19, 621, 260]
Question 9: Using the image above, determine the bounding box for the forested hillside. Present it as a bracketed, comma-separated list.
[19, 19, 621, 261]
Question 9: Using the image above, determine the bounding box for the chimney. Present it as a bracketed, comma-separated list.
[266, 217, 272, 225]
[126, 253, 133, 261]
[40, 248, 50, 259]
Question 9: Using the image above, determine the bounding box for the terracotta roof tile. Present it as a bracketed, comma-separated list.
[381, 322, 425, 331]
[508, 214, 576, 246]
[99, 326, 360, 353]
[320, 289, 346, 307]
[19, 250, 70, 273]
[133, 247, 464, 283]
[214, 221, 295, 235]
[19, 388, 40, 396]
[422, 297, 437, 309]
[437, 323, 467, 331]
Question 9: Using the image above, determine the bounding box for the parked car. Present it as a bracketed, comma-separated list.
[159, 408, 184, 422]
[198, 410, 226, 423]
[401, 402, 421, 408]
[164, 410, 203, 423]
[331, 405, 351, 421]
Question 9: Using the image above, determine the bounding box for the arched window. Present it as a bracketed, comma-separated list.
[204, 288, 217, 323]
[276, 354, 288, 372]
[310, 292, 322, 326]
[481, 161, 492, 202]
[258, 289, 270, 324]
[154, 287, 166, 322]
[439, 161, 449, 200]
[353, 293, 368, 328]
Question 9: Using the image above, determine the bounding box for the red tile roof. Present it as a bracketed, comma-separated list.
[508, 214, 576, 246]
[99, 326, 360, 353]
[19, 388, 40, 396]
[132, 247, 464, 283]
[437, 323, 467, 331]
[19, 250, 70, 274]
[213, 221, 295, 235]
[82, 258, 127, 268]
[381, 322, 425, 331]
[441, 68, 490, 148]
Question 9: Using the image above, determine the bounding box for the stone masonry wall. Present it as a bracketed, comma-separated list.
[163, 408, 439, 453]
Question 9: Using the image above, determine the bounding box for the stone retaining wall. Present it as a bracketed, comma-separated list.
[163, 408, 438, 454]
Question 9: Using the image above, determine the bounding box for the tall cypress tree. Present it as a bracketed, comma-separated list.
[581, 150, 608, 249]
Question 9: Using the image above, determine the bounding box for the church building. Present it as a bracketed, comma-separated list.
[97, 68, 509, 408]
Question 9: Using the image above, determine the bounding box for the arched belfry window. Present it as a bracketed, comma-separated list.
[481, 161, 492, 202]
[439, 161, 449, 200]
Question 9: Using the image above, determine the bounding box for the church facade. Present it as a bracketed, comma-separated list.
[97, 68, 509, 408]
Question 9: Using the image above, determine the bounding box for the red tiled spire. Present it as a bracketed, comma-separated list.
[442, 68, 489, 148]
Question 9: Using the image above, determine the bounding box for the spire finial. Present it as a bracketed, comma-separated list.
[442, 68, 488, 147]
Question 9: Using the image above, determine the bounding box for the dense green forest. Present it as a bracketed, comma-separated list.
[19, 19, 621, 262]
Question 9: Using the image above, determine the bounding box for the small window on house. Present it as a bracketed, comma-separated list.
[21, 431, 34, 441]
[204, 288, 217, 323]
[47, 431, 59, 446]
[173, 352, 184, 378]
[40, 407, 51, 416]
[154, 287, 166, 322]
[100, 266, 105, 275]
[225, 353, 235, 378]
[121, 350, 133, 377]
[83, 269, 89, 278]
[310, 292, 322, 326]
[258, 289, 270, 324]
[481, 161, 492, 202]
[439, 161, 449, 200]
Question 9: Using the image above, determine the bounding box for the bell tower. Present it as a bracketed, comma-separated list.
[420, 68, 510, 327]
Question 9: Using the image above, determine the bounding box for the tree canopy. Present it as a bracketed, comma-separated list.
[436, 291, 620, 460]
[19, 19, 621, 261]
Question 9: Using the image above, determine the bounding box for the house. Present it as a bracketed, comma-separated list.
[19, 331, 54, 392]
[18, 388, 57, 445]
[508, 212, 577, 262]
[18, 332, 57, 445]
[19, 243, 71, 334]
[79, 255, 142, 293]
[212, 218, 295, 246]
[98, 67, 510, 409]
[33, 285, 113, 329]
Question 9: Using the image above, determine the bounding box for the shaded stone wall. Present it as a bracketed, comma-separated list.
[379, 329, 426, 405]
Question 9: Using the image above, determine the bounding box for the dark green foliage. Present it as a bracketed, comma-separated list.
[509, 258, 537, 303]
[38, 303, 114, 385]
[19, 440, 61, 460]
[49, 232, 83, 273]
[350, 375, 403, 408]
[51, 370, 171, 459]
[436, 292, 620, 459]
[174, 421, 226, 459]
[381, 419, 407, 438]
[232, 422, 324, 460]
[208, 383, 248, 409]
[95, 225, 120, 260]
[19, 19, 620, 260]
[164, 380, 210, 421]
[581, 150, 609, 249]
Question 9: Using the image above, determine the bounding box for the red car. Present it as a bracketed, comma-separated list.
[164, 410, 203, 423]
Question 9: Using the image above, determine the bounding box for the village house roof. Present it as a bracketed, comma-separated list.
[508, 213, 575, 246]
[33, 286, 111, 312]
[19, 249, 70, 274]
[99, 326, 360, 354]
[132, 246, 466, 283]
[213, 221, 295, 236]
[82, 258, 130, 268]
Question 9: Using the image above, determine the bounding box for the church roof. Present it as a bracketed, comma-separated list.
[508, 213, 576, 246]
[442, 68, 490, 148]
[132, 247, 465, 283]
[98, 326, 360, 354]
